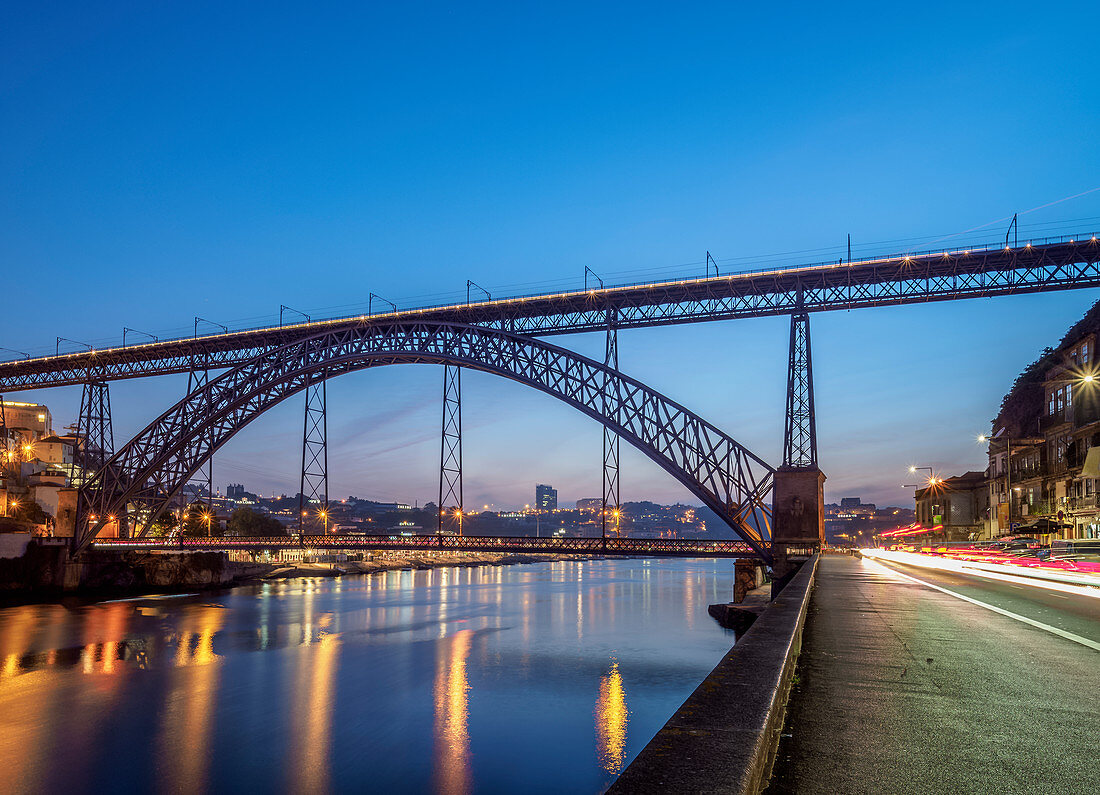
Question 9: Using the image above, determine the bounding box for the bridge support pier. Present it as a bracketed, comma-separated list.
[601, 311, 620, 539]
[186, 360, 214, 522]
[772, 308, 825, 595]
[438, 364, 463, 535]
[297, 375, 329, 540]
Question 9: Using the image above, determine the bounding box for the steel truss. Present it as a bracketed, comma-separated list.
[75, 321, 774, 557]
[185, 363, 214, 517]
[438, 365, 463, 535]
[297, 376, 328, 538]
[602, 310, 620, 538]
[0, 396, 7, 462]
[2, 239, 1098, 392]
[74, 381, 115, 533]
[783, 310, 817, 468]
[93, 534, 762, 558]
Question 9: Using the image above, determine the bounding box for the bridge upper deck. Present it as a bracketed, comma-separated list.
[0, 236, 1097, 391]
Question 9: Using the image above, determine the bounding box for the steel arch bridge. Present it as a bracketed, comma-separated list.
[78, 321, 775, 557]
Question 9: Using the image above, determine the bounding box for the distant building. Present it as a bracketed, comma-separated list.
[576, 497, 601, 513]
[1, 400, 52, 450]
[840, 497, 861, 509]
[915, 471, 989, 542]
[536, 484, 558, 511]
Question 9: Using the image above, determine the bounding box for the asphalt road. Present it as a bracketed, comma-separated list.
[766, 554, 1100, 795]
[874, 556, 1100, 647]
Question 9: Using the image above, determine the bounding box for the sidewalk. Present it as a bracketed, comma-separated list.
[766, 554, 1100, 794]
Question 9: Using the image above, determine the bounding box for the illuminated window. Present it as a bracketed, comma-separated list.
[37, 414, 45, 422]
[1083, 341, 1090, 365]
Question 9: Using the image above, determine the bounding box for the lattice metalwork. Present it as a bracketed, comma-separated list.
[297, 376, 328, 537]
[438, 365, 463, 535]
[76, 381, 114, 482]
[75, 321, 774, 556]
[602, 310, 621, 538]
[3, 238, 1098, 391]
[93, 534, 763, 558]
[73, 381, 115, 535]
[783, 311, 817, 468]
[186, 362, 214, 515]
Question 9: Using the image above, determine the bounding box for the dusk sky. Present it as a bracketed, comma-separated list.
[3, 2, 1100, 510]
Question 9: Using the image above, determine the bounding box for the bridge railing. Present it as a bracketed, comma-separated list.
[91, 534, 762, 557]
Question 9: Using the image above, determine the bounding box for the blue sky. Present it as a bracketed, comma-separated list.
[3, 2, 1100, 510]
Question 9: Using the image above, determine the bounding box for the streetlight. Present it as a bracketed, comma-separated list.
[318, 508, 329, 535]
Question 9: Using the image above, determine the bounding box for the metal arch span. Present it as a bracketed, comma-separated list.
[80, 321, 775, 557]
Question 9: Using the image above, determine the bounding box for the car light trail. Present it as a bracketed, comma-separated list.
[861, 548, 1100, 600]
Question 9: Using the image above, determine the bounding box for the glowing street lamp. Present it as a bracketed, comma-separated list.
[318, 508, 330, 535]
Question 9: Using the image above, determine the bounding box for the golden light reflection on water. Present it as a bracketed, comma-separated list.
[595, 660, 629, 775]
[157, 606, 225, 795]
[287, 626, 342, 795]
[433, 629, 473, 795]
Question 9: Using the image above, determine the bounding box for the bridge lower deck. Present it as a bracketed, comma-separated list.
[92, 534, 762, 558]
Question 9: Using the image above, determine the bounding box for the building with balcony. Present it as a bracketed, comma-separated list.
[987, 300, 1100, 539]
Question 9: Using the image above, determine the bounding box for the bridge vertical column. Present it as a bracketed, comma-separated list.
[75, 380, 115, 541]
[0, 395, 7, 466]
[772, 308, 825, 595]
[602, 310, 621, 540]
[297, 376, 329, 541]
[438, 365, 463, 535]
[186, 359, 215, 528]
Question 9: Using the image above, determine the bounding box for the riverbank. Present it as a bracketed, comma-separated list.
[261, 551, 590, 580]
[0, 542, 594, 605]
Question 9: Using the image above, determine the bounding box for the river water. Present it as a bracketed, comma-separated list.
[0, 558, 738, 794]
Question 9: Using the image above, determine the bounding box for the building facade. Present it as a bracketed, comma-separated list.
[987, 304, 1100, 540]
[915, 471, 988, 541]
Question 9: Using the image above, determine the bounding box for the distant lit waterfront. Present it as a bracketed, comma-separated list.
[0, 559, 736, 793]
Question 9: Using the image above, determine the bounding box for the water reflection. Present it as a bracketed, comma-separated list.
[433, 629, 473, 794]
[287, 627, 342, 794]
[0, 559, 736, 793]
[157, 606, 225, 794]
[595, 659, 629, 774]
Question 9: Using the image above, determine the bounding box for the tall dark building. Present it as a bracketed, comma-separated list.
[535, 484, 558, 511]
[227, 483, 246, 499]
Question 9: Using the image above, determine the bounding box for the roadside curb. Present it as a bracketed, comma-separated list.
[607, 554, 818, 794]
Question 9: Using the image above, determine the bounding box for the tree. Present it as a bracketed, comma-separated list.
[149, 511, 178, 538]
[13, 499, 50, 526]
[227, 506, 288, 537]
[181, 502, 219, 537]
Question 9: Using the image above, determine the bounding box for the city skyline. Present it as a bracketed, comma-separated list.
[4, 2, 1100, 510]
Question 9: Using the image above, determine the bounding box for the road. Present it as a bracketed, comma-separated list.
[766, 553, 1100, 795]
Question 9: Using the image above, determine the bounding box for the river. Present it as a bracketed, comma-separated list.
[0, 558, 739, 794]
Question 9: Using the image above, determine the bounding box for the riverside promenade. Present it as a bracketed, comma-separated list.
[767, 554, 1100, 794]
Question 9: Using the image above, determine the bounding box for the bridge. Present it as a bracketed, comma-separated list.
[1, 233, 1098, 575]
[92, 534, 763, 557]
